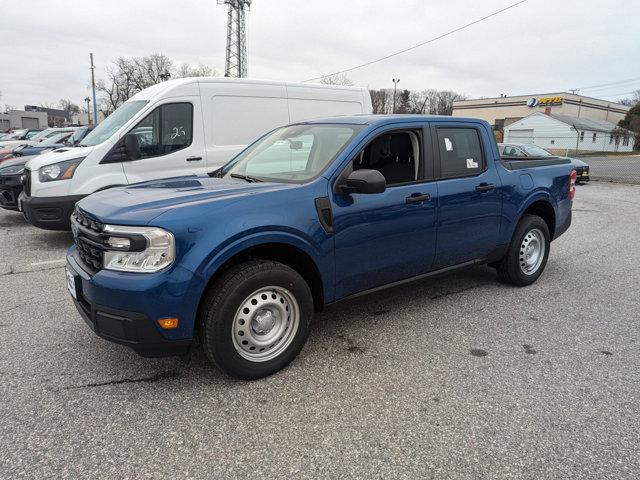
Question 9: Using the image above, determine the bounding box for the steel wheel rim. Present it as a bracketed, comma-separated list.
[231, 286, 300, 362]
[519, 228, 545, 275]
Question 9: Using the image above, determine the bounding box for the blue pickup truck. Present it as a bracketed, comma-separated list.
[66, 115, 575, 379]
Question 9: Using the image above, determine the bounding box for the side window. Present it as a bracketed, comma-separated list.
[353, 131, 420, 186]
[437, 128, 484, 178]
[130, 103, 193, 158]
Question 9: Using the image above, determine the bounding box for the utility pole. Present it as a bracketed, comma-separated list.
[218, 0, 252, 78]
[89, 53, 98, 126]
[392, 78, 400, 114]
[84, 97, 91, 126]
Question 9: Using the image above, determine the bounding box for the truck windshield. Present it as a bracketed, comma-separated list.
[80, 100, 148, 147]
[221, 124, 363, 183]
[521, 145, 553, 157]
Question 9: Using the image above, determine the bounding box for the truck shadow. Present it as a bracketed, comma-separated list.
[62, 265, 498, 388]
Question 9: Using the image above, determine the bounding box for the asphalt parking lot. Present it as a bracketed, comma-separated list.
[1, 182, 640, 479]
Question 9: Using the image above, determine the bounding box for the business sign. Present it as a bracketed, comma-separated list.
[527, 96, 563, 108]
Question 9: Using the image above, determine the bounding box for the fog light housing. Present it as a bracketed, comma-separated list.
[158, 318, 179, 329]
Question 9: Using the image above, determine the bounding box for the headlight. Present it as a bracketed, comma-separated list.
[38, 157, 85, 182]
[0, 164, 24, 175]
[102, 225, 175, 273]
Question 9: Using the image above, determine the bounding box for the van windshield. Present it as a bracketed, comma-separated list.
[221, 124, 363, 183]
[80, 100, 148, 147]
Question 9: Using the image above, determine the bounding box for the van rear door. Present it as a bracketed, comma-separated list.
[121, 99, 207, 184]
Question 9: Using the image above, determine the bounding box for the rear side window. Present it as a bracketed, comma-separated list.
[130, 103, 193, 158]
[437, 128, 484, 178]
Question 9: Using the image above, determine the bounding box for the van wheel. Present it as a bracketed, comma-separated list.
[495, 214, 550, 287]
[200, 260, 313, 380]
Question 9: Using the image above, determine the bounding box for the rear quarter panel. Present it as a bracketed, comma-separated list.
[496, 161, 573, 242]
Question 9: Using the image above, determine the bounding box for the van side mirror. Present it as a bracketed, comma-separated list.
[339, 169, 386, 195]
[124, 133, 142, 160]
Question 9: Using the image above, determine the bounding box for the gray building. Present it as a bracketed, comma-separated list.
[0, 109, 48, 131]
[24, 105, 71, 127]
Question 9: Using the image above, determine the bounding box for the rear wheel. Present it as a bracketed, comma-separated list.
[495, 214, 550, 286]
[200, 260, 313, 380]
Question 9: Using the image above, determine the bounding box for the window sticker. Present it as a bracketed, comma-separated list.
[444, 138, 453, 151]
[466, 158, 478, 169]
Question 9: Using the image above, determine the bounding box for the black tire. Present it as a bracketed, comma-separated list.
[200, 260, 313, 380]
[495, 214, 550, 287]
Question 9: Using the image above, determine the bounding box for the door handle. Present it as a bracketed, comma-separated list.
[186, 156, 203, 162]
[405, 193, 431, 204]
[475, 183, 495, 192]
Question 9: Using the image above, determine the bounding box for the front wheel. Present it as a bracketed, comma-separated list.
[495, 214, 550, 286]
[200, 260, 314, 380]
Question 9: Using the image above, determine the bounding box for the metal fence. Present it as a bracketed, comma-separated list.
[503, 134, 640, 184]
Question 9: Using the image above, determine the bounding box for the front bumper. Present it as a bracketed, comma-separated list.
[20, 192, 85, 230]
[0, 174, 22, 210]
[66, 249, 204, 358]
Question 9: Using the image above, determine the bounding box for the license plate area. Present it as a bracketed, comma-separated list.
[66, 268, 77, 299]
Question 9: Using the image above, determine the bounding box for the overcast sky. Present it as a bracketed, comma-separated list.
[1, 0, 639, 109]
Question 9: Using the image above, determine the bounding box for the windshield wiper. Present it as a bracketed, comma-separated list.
[230, 173, 262, 183]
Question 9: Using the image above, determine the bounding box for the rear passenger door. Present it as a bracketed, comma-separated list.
[431, 123, 502, 269]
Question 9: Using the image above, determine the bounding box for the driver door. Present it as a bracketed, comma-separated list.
[331, 125, 438, 299]
[122, 100, 207, 184]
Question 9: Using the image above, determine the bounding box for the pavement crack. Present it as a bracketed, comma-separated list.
[0, 265, 65, 277]
[3, 304, 25, 313]
[63, 370, 181, 390]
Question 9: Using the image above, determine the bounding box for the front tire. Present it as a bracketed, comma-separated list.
[495, 214, 550, 286]
[200, 260, 314, 380]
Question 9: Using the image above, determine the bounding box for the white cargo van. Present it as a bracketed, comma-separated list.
[19, 77, 372, 230]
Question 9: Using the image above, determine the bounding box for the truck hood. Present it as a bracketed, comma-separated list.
[76, 175, 295, 225]
[25, 145, 95, 170]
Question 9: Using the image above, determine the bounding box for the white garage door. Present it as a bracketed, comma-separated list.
[506, 129, 534, 144]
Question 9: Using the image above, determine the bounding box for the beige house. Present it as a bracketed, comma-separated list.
[452, 93, 630, 137]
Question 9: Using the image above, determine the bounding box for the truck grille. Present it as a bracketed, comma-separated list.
[22, 168, 31, 196]
[72, 207, 107, 271]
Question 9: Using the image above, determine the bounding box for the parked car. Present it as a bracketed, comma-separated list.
[13, 126, 91, 158]
[0, 156, 34, 210]
[0, 128, 93, 211]
[66, 115, 576, 379]
[0, 129, 41, 141]
[19, 77, 372, 230]
[0, 127, 76, 150]
[498, 142, 589, 183]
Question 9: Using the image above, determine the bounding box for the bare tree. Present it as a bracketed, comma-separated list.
[59, 99, 80, 115]
[320, 73, 354, 86]
[369, 89, 392, 114]
[176, 63, 215, 78]
[98, 54, 216, 114]
[618, 89, 640, 107]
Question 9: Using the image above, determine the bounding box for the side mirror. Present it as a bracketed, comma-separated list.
[123, 133, 142, 160]
[339, 169, 386, 195]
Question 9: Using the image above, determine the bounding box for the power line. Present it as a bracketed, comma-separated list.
[596, 90, 640, 99]
[572, 76, 640, 92]
[303, 0, 528, 82]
